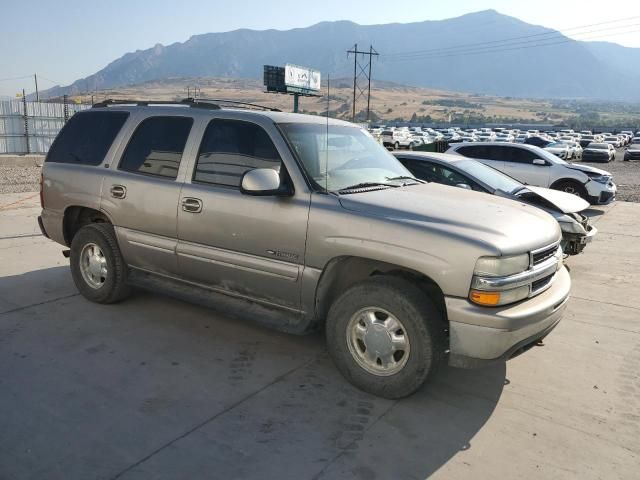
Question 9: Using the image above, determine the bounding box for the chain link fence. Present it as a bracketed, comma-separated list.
[0, 98, 89, 154]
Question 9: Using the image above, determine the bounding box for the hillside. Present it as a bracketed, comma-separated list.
[68, 77, 640, 127]
[42, 10, 640, 101]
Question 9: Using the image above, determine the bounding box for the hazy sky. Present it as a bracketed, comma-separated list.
[1, 0, 639, 96]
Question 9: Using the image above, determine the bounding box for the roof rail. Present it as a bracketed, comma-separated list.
[92, 98, 281, 112]
[189, 98, 281, 112]
[92, 98, 221, 110]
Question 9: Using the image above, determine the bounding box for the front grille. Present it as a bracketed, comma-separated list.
[532, 245, 557, 266]
[600, 191, 615, 202]
[532, 274, 554, 293]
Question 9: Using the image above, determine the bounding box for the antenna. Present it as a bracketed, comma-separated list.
[325, 73, 330, 193]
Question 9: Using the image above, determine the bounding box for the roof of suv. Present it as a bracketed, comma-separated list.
[90, 102, 355, 127]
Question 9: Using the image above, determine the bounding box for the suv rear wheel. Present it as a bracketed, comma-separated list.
[326, 276, 445, 399]
[70, 223, 131, 304]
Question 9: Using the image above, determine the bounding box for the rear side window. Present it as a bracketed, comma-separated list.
[193, 119, 281, 188]
[46, 111, 129, 165]
[119, 116, 193, 179]
[456, 145, 491, 159]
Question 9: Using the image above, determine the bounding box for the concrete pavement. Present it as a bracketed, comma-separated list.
[0, 193, 638, 479]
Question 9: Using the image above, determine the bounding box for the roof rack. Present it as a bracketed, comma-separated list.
[189, 98, 281, 112]
[92, 97, 281, 112]
[92, 98, 221, 110]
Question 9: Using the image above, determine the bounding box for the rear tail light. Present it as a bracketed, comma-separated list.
[39, 173, 44, 208]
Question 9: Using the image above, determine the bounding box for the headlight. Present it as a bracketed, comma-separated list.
[557, 219, 587, 235]
[590, 175, 610, 184]
[470, 285, 530, 307]
[473, 254, 530, 277]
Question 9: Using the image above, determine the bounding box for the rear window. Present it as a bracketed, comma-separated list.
[46, 111, 129, 165]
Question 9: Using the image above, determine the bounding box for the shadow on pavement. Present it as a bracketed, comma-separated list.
[0, 267, 505, 479]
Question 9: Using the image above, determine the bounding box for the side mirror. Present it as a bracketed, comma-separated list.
[532, 159, 547, 166]
[240, 168, 291, 196]
[456, 183, 472, 190]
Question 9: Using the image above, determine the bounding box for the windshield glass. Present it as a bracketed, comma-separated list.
[588, 143, 607, 150]
[280, 123, 413, 192]
[454, 159, 523, 194]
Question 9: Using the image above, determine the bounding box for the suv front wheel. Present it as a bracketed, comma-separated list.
[70, 223, 131, 304]
[326, 276, 445, 399]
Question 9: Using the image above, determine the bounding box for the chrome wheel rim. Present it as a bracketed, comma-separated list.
[346, 307, 410, 376]
[80, 243, 107, 289]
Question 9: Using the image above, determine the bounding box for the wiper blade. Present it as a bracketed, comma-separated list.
[385, 175, 425, 184]
[337, 182, 397, 193]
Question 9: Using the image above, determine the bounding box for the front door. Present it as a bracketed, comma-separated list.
[500, 146, 551, 187]
[177, 118, 310, 310]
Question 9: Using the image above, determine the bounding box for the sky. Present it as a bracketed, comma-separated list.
[1, 0, 639, 96]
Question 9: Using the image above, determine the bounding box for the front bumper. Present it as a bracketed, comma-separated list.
[446, 266, 571, 368]
[585, 180, 616, 205]
[562, 224, 597, 255]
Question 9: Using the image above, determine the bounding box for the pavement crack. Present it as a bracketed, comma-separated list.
[0, 293, 79, 316]
[109, 355, 320, 480]
[571, 295, 640, 312]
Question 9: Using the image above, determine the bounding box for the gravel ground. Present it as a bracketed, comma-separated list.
[0, 166, 42, 194]
[1, 147, 639, 200]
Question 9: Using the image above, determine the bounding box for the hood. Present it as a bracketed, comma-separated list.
[338, 183, 560, 255]
[517, 185, 590, 214]
[565, 163, 611, 176]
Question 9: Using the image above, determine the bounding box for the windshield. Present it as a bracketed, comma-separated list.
[280, 123, 413, 192]
[588, 143, 607, 150]
[454, 159, 523, 194]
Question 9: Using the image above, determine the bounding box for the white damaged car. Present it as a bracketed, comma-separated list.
[394, 152, 597, 255]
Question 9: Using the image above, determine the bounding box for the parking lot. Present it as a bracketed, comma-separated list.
[0, 191, 639, 479]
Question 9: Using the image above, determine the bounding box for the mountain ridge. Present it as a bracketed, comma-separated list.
[41, 10, 640, 101]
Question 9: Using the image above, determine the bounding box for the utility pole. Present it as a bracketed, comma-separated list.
[347, 44, 379, 122]
[34, 74, 39, 102]
[22, 89, 30, 154]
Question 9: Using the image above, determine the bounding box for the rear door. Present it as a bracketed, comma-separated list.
[176, 117, 309, 310]
[101, 114, 195, 276]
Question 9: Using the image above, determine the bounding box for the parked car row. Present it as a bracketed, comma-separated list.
[370, 125, 640, 163]
[39, 101, 611, 399]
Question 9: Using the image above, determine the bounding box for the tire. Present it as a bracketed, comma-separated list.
[325, 276, 446, 399]
[394, 142, 400, 150]
[551, 180, 589, 201]
[70, 223, 131, 304]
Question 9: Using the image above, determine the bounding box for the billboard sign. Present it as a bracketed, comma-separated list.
[285, 64, 321, 93]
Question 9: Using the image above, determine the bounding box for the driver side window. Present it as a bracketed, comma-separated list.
[193, 119, 282, 189]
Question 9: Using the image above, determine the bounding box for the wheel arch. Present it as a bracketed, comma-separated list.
[63, 205, 114, 246]
[313, 256, 447, 328]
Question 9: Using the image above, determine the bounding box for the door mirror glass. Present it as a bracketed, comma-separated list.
[240, 168, 290, 196]
[456, 183, 472, 190]
[532, 159, 546, 166]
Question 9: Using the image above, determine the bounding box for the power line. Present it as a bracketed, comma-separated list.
[382, 15, 640, 58]
[0, 75, 32, 82]
[382, 27, 640, 63]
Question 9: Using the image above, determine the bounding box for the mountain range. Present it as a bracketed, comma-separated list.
[42, 10, 640, 101]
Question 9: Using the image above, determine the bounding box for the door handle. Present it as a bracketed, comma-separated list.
[181, 197, 203, 213]
[110, 185, 127, 199]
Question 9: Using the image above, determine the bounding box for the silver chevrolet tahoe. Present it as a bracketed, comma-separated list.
[38, 99, 571, 398]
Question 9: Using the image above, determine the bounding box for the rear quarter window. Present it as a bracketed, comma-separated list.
[46, 111, 129, 165]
